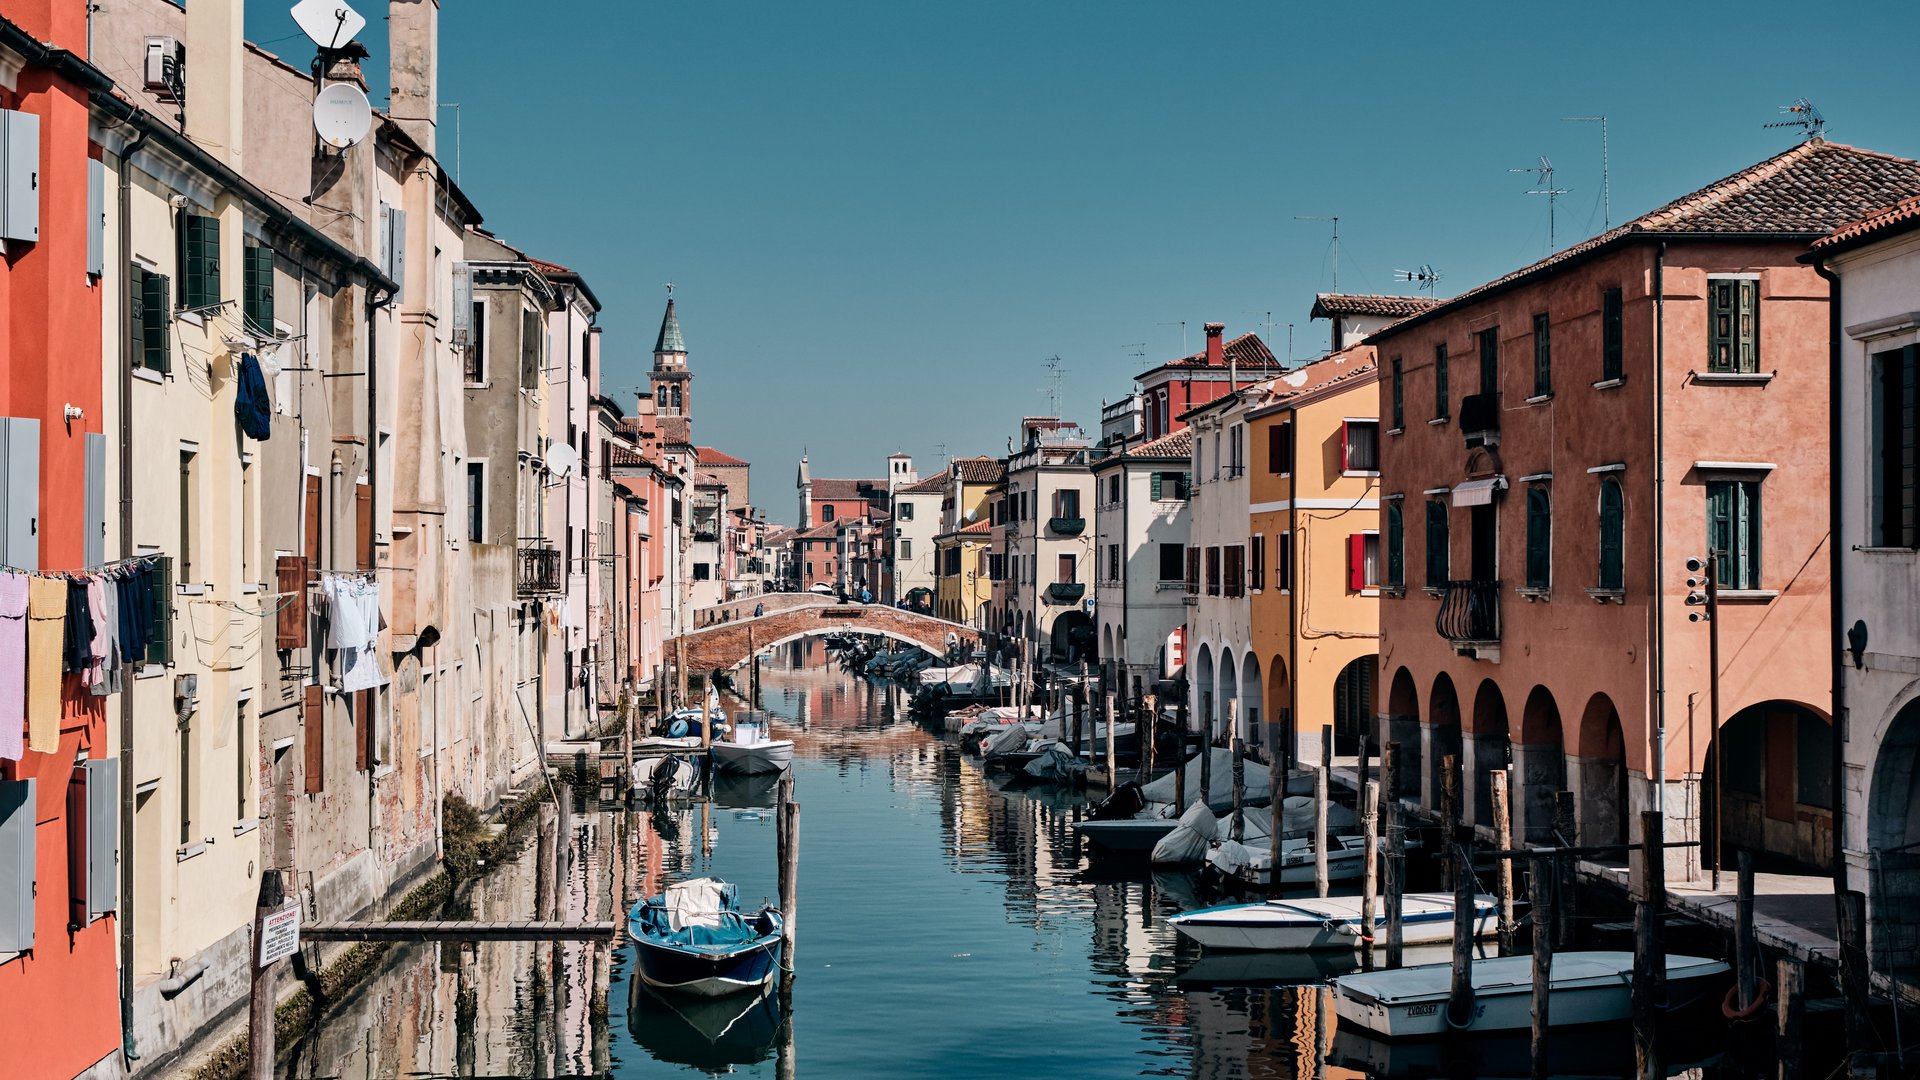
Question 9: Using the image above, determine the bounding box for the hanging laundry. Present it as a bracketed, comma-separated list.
[0, 571, 26, 761]
[86, 577, 113, 696]
[26, 576, 67, 752]
[63, 578, 92, 674]
[235, 351, 273, 441]
[322, 573, 385, 693]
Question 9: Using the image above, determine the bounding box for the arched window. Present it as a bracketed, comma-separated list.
[1525, 486, 1551, 590]
[656, 385, 667, 409]
[1385, 502, 1404, 588]
[671, 385, 683, 412]
[1598, 477, 1624, 590]
[1425, 498, 1449, 586]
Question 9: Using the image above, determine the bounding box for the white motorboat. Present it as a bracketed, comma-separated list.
[1205, 833, 1374, 886]
[633, 753, 703, 801]
[1168, 892, 1495, 952]
[1330, 951, 1730, 1039]
[710, 717, 793, 776]
[1074, 813, 1181, 852]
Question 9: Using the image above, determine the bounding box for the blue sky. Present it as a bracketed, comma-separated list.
[247, 0, 1920, 517]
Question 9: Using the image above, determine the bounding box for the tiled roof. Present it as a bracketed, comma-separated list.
[1131, 429, 1193, 459]
[811, 478, 882, 500]
[1153, 332, 1279, 371]
[605, 444, 645, 467]
[655, 297, 685, 354]
[1376, 140, 1920, 340]
[527, 256, 573, 276]
[697, 446, 749, 466]
[960, 519, 993, 534]
[796, 520, 840, 540]
[1813, 192, 1920, 252]
[952, 456, 1006, 484]
[899, 474, 948, 494]
[1310, 294, 1444, 320]
[1251, 345, 1377, 413]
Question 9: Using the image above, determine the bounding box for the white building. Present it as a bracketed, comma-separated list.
[1183, 386, 1262, 744]
[890, 472, 945, 608]
[996, 418, 1096, 665]
[1090, 429, 1192, 697]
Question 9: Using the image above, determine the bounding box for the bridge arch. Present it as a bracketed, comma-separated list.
[668, 604, 980, 672]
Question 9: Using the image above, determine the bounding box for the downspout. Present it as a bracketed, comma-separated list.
[365, 280, 392, 857]
[562, 289, 575, 741]
[1810, 254, 1847, 898]
[1652, 242, 1667, 816]
[116, 125, 151, 1067]
[1287, 406, 1299, 777]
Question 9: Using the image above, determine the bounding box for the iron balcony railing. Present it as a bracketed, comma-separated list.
[1047, 516, 1086, 536]
[1436, 579, 1500, 643]
[1047, 582, 1086, 604]
[516, 544, 563, 597]
[1461, 392, 1500, 448]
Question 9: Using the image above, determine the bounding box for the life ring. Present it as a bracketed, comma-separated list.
[668, 718, 689, 738]
[1721, 977, 1773, 1021]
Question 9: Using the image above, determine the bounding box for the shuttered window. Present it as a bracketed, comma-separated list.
[521, 308, 542, 389]
[1598, 478, 1625, 590]
[1525, 486, 1551, 590]
[1477, 327, 1499, 396]
[1707, 278, 1760, 374]
[147, 555, 174, 666]
[1874, 344, 1918, 547]
[1342, 421, 1379, 472]
[1250, 534, 1265, 591]
[1274, 532, 1292, 591]
[1205, 546, 1220, 596]
[1602, 287, 1624, 382]
[1425, 499, 1449, 586]
[131, 267, 171, 374]
[1223, 545, 1244, 597]
[1390, 357, 1404, 429]
[1159, 543, 1184, 582]
[0, 779, 35, 953]
[178, 212, 220, 310]
[303, 684, 325, 795]
[1434, 343, 1450, 420]
[1269, 422, 1292, 474]
[355, 482, 373, 569]
[1532, 313, 1551, 396]
[1185, 546, 1200, 592]
[275, 555, 307, 649]
[1385, 503, 1404, 588]
[243, 244, 275, 333]
[1707, 479, 1761, 589]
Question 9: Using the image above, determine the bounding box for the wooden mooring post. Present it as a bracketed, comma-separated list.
[1490, 770, 1514, 954]
[1174, 696, 1188, 811]
[1268, 718, 1286, 893]
[1775, 956, 1804, 1080]
[1229, 721, 1245, 843]
[1439, 754, 1459, 889]
[1736, 849, 1758, 1013]
[1071, 686, 1084, 766]
[1104, 690, 1118, 785]
[247, 869, 289, 1080]
[1632, 810, 1665, 1080]
[1314, 727, 1331, 898]
[1446, 826, 1476, 1030]
[1383, 741, 1404, 968]
[1360, 779, 1379, 968]
[1530, 852, 1554, 1080]
[777, 772, 800, 973]
[1553, 790, 1578, 950]
[1199, 703, 1214, 811]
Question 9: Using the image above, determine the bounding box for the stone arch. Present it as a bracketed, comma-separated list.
[1240, 651, 1264, 751]
[1100, 624, 1115, 669]
[1267, 655, 1293, 764]
[1703, 699, 1832, 873]
[1428, 673, 1463, 814]
[1193, 643, 1216, 742]
[1869, 696, 1920, 988]
[1218, 647, 1240, 743]
[1332, 655, 1377, 759]
[1574, 693, 1627, 848]
[1386, 666, 1421, 797]
[1050, 610, 1094, 666]
[1517, 685, 1567, 844]
[1467, 679, 1511, 826]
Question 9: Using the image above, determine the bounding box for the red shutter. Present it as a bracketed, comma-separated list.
[303, 684, 325, 794]
[1339, 421, 1352, 472]
[1348, 534, 1367, 591]
[354, 482, 374, 570]
[275, 555, 307, 649]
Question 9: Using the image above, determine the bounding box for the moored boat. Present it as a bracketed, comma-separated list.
[1168, 892, 1495, 951]
[627, 878, 785, 998]
[711, 717, 794, 775]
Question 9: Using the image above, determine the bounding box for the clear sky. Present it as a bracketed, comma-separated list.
[247, 0, 1920, 517]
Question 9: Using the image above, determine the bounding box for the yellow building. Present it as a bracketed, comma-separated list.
[934, 519, 994, 627]
[1246, 345, 1382, 765]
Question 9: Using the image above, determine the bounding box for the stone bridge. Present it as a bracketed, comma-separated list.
[669, 602, 980, 671]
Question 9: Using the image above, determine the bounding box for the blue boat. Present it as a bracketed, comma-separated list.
[628, 878, 784, 997]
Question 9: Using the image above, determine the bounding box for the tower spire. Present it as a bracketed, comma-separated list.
[654, 288, 686, 358]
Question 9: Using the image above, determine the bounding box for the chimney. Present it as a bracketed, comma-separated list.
[1204, 322, 1225, 366]
[184, 0, 244, 168]
[388, 0, 439, 156]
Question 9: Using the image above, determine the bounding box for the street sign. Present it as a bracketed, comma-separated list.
[257, 900, 301, 967]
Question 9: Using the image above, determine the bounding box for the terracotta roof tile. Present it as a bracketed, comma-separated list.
[1813, 192, 1920, 251]
[1256, 345, 1377, 407]
[899, 474, 948, 494]
[1151, 332, 1280, 372]
[1310, 294, 1444, 320]
[696, 446, 749, 466]
[952, 457, 1006, 484]
[810, 478, 883, 500]
[1130, 429, 1193, 458]
[527, 256, 573, 276]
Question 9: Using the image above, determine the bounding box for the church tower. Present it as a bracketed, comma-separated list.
[797, 454, 813, 528]
[649, 287, 695, 448]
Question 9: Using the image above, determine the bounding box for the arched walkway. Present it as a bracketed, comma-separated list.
[1386, 666, 1421, 798]
[1267, 656, 1293, 764]
[1428, 674, 1463, 814]
[1218, 648, 1240, 744]
[1703, 699, 1832, 873]
[1517, 686, 1567, 844]
[1332, 655, 1377, 759]
[1194, 644, 1216, 744]
[1575, 693, 1628, 848]
[1468, 679, 1511, 827]
[1869, 698, 1920, 991]
[1050, 610, 1094, 666]
[1241, 652, 1264, 751]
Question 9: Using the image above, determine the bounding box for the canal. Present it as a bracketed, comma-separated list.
[282, 646, 1819, 1078]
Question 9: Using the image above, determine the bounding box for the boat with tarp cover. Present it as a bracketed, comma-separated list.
[628, 878, 784, 997]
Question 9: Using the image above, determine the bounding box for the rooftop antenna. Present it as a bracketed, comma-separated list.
[1296, 215, 1341, 292]
[1040, 356, 1068, 414]
[1157, 320, 1188, 356]
[1509, 156, 1571, 250]
[1765, 98, 1826, 141]
[1393, 265, 1443, 294]
[1561, 115, 1610, 230]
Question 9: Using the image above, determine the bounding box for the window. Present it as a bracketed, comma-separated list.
[147, 557, 173, 667]
[1531, 313, 1551, 396]
[899, 502, 914, 521]
[655, 385, 667, 410]
[1106, 544, 1120, 582]
[1600, 287, 1624, 382]
[898, 539, 911, 560]
[179, 450, 197, 582]
[1251, 533, 1265, 590]
[1434, 343, 1450, 420]
[1342, 420, 1379, 473]
[1185, 546, 1200, 592]
[1707, 278, 1760, 374]
[178, 704, 194, 845]
[1875, 345, 1918, 547]
[1223, 545, 1245, 597]
[243, 244, 274, 333]
[693, 563, 711, 580]
[1348, 533, 1381, 590]
[1477, 327, 1499, 397]
[178, 212, 220, 310]
[1385, 503, 1404, 588]
[1205, 546, 1221, 595]
[130, 266, 171, 374]
[1707, 479, 1761, 589]
[1525, 486, 1551, 590]
[1228, 424, 1244, 477]
[1107, 474, 1121, 505]
[1212, 432, 1222, 479]
[1275, 532, 1292, 591]
[464, 299, 487, 383]
[821, 504, 835, 522]
[1598, 478, 1624, 590]
[1425, 499, 1449, 586]
[466, 462, 485, 543]
[1390, 358, 1404, 429]
[1269, 422, 1293, 475]
[671, 384, 683, 412]
[235, 699, 250, 821]
[1054, 489, 1080, 519]
[1150, 471, 1190, 500]
[520, 309, 541, 389]
[1159, 543, 1185, 582]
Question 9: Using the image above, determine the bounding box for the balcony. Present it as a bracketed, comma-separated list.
[1436, 580, 1500, 645]
[1047, 582, 1086, 605]
[1460, 393, 1500, 448]
[516, 545, 562, 597]
[1047, 516, 1086, 537]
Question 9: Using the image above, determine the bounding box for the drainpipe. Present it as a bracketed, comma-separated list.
[1652, 242, 1667, 817]
[365, 280, 392, 854]
[1809, 254, 1847, 898]
[1288, 407, 1300, 776]
[115, 125, 151, 1067]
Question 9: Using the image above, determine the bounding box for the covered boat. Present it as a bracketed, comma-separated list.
[628, 878, 785, 998]
[1168, 892, 1495, 952]
[1205, 833, 1376, 886]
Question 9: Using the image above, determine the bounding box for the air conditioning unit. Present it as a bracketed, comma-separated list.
[144, 37, 184, 101]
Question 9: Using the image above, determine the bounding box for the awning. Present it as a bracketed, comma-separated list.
[1451, 476, 1508, 507]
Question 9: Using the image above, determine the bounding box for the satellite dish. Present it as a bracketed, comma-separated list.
[290, 0, 366, 50]
[313, 82, 372, 149]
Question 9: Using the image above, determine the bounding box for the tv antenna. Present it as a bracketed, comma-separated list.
[1040, 356, 1068, 414]
[1122, 342, 1146, 366]
[1157, 320, 1188, 356]
[1393, 265, 1443, 294]
[1509, 156, 1570, 250]
[1765, 98, 1826, 141]
[1562, 116, 1611, 230]
[1296, 215, 1341, 292]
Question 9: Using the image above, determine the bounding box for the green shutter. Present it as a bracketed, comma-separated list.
[1532, 313, 1551, 396]
[1386, 503, 1403, 588]
[1391, 357, 1404, 429]
[129, 267, 146, 371]
[1599, 479, 1624, 590]
[1426, 499, 1448, 586]
[142, 272, 171, 374]
[1435, 343, 1450, 419]
[182, 214, 221, 310]
[1180, 472, 1191, 499]
[1708, 279, 1734, 372]
[1602, 288, 1624, 381]
[147, 555, 174, 666]
[1737, 279, 1759, 374]
[1150, 472, 1163, 500]
[1707, 481, 1733, 584]
[1526, 487, 1551, 589]
[243, 244, 274, 333]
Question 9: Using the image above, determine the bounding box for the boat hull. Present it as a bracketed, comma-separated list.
[633, 935, 784, 998]
[711, 740, 794, 775]
[1170, 893, 1492, 952]
[1074, 818, 1179, 852]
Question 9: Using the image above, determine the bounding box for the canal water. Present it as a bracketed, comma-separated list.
[283, 645, 1817, 1078]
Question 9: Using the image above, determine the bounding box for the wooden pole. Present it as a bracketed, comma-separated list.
[1105, 690, 1118, 785]
[1553, 790, 1578, 951]
[1839, 890, 1873, 1064]
[677, 637, 688, 710]
[1269, 717, 1286, 896]
[1384, 741, 1404, 969]
[1775, 957, 1804, 1080]
[1736, 849, 1757, 1012]
[1175, 696, 1189, 811]
[1632, 810, 1665, 1080]
[247, 869, 286, 1080]
[1314, 757, 1330, 898]
[780, 799, 801, 971]
[1360, 779, 1379, 968]
[1072, 686, 1084, 764]
[1447, 826, 1477, 1030]
[1440, 753, 1459, 889]
[1490, 770, 1515, 955]
[1199, 698, 1214, 811]
[1142, 692, 1158, 780]
[1229, 715, 1245, 844]
[1530, 853, 1554, 1080]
